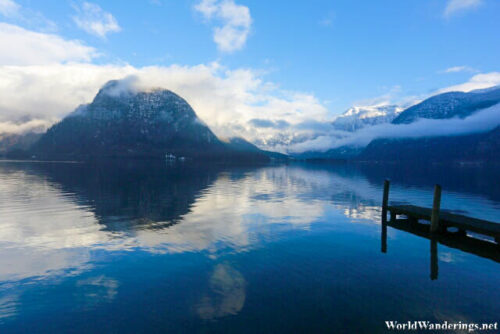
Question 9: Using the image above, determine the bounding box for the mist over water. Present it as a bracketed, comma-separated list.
[0, 161, 498, 333]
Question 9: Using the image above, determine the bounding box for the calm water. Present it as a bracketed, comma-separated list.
[0, 161, 498, 333]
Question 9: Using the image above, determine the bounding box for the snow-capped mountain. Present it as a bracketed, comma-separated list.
[392, 85, 500, 124]
[332, 104, 403, 132]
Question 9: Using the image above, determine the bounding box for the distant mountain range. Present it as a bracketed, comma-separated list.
[393, 86, 500, 124]
[1, 81, 499, 164]
[5, 80, 284, 162]
[0, 132, 42, 155]
[359, 86, 500, 163]
[294, 86, 500, 163]
[332, 104, 403, 132]
[360, 125, 500, 163]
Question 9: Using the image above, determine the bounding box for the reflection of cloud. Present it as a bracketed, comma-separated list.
[0, 246, 91, 282]
[76, 275, 119, 307]
[0, 294, 19, 321]
[196, 264, 245, 319]
[2, 162, 498, 288]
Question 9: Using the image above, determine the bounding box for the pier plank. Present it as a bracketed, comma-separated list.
[387, 204, 499, 239]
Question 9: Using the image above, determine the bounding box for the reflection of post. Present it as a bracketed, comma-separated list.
[381, 180, 389, 254]
[382, 180, 390, 224]
[430, 238, 438, 280]
[381, 219, 387, 253]
[430, 185, 442, 233]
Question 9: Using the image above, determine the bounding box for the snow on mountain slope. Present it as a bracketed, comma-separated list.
[332, 104, 403, 132]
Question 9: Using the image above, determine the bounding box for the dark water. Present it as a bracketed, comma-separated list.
[0, 160, 498, 333]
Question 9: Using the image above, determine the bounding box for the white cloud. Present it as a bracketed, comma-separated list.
[0, 24, 329, 140]
[195, 0, 252, 52]
[0, 118, 52, 134]
[0, 0, 19, 17]
[0, 22, 97, 65]
[289, 102, 500, 153]
[0, 0, 56, 32]
[72, 2, 121, 38]
[0, 62, 329, 142]
[438, 72, 500, 93]
[444, 0, 482, 18]
[441, 65, 477, 74]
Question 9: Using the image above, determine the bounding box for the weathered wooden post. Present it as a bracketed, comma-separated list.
[430, 184, 442, 233]
[382, 179, 390, 224]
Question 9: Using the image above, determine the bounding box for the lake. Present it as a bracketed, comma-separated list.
[0, 160, 498, 333]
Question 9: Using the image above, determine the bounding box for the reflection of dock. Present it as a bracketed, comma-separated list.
[380, 180, 499, 280]
[382, 180, 499, 243]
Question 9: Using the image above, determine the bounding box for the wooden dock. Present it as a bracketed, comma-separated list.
[381, 180, 500, 244]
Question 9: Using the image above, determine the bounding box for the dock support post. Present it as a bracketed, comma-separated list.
[430, 184, 442, 233]
[382, 180, 390, 224]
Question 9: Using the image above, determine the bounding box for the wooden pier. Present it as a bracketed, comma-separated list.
[381, 180, 500, 244]
[381, 180, 499, 280]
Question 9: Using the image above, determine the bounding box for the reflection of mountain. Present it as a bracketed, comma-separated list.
[18, 161, 225, 232]
[1, 161, 498, 287]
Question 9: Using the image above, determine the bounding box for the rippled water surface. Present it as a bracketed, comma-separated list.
[0, 161, 498, 333]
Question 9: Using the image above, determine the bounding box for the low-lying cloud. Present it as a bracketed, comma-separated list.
[0, 62, 329, 140]
[289, 102, 500, 153]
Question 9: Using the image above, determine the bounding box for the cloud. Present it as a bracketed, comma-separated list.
[248, 118, 290, 129]
[194, 0, 252, 52]
[0, 118, 53, 134]
[72, 2, 121, 38]
[438, 72, 500, 93]
[288, 102, 500, 153]
[0, 0, 19, 17]
[0, 24, 329, 143]
[0, 22, 97, 65]
[0, 62, 329, 143]
[440, 65, 478, 74]
[0, 0, 56, 32]
[444, 0, 482, 18]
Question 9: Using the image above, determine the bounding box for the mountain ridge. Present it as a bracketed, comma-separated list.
[27, 80, 284, 162]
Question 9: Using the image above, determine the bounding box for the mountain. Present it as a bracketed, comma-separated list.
[30, 80, 279, 162]
[359, 126, 500, 163]
[0, 132, 43, 156]
[392, 85, 500, 124]
[332, 104, 403, 132]
[358, 87, 500, 163]
[223, 137, 288, 160]
[291, 105, 402, 160]
[298, 87, 500, 162]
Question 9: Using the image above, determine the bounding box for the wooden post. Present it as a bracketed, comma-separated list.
[382, 180, 390, 224]
[430, 184, 442, 233]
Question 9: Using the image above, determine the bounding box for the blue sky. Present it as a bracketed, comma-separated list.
[0, 0, 499, 150]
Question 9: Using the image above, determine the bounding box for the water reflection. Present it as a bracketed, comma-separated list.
[381, 217, 499, 280]
[75, 275, 119, 308]
[0, 161, 498, 329]
[196, 264, 246, 319]
[0, 161, 499, 282]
